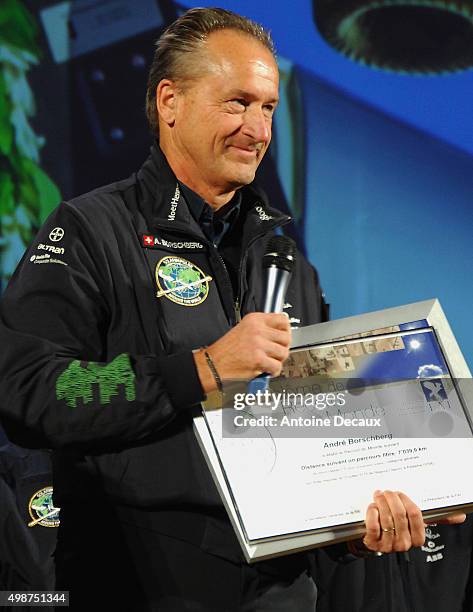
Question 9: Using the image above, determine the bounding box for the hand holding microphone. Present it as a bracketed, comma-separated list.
[248, 235, 296, 392]
[260, 235, 297, 314]
[194, 236, 295, 394]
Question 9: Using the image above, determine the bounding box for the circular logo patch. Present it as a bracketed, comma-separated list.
[28, 486, 60, 528]
[156, 256, 211, 306]
[49, 227, 64, 242]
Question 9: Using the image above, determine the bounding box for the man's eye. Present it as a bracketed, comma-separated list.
[229, 99, 247, 108]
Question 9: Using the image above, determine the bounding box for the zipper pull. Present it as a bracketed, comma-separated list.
[235, 299, 242, 323]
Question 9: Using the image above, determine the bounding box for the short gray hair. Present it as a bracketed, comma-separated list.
[145, 7, 276, 135]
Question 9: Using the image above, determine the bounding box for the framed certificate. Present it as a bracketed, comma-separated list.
[193, 299, 473, 562]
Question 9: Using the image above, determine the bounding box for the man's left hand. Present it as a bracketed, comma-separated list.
[363, 490, 466, 553]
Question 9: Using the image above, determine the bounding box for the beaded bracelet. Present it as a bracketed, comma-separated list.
[204, 350, 223, 393]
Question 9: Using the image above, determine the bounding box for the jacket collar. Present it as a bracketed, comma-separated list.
[137, 141, 290, 240]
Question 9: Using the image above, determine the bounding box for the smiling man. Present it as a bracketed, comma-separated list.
[155, 28, 278, 204]
[0, 7, 463, 612]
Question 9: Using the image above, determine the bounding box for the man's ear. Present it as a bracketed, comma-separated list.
[156, 79, 179, 127]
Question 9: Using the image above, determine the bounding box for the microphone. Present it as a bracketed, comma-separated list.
[247, 236, 296, 394]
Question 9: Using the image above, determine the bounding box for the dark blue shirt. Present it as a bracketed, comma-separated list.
[179, 182, 241, 247]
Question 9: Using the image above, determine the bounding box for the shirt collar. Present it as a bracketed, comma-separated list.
[179, 181, 242, 245]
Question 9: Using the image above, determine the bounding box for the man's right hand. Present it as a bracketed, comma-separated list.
[194, 312, 291, 394]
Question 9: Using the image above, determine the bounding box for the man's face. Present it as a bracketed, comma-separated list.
[168, 30, 279, 194]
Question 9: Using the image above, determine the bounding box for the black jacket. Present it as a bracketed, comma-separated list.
[0, 144, 328, 561]
[313, 520, 473, 612]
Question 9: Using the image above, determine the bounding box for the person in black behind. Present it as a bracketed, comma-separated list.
[313, 519, 473, 612]
[0, 8, 464, 611]
[0, 424, 57, 608]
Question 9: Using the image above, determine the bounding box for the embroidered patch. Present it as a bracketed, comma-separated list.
[56, 354, 136, 407]
[28, 486, 60, 528]
[155, 255, 211, 306]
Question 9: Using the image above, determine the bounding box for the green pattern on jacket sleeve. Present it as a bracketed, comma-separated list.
[56, 353, 136, 407]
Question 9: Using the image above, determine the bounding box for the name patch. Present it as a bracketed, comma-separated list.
[142, 234, 204, 251]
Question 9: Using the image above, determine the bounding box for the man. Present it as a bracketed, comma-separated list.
[0, 8, 463, 611]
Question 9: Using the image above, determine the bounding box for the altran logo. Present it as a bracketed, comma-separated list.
[168, 185, 180, 221]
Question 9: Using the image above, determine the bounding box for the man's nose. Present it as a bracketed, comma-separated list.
[241, 107, 270, 144]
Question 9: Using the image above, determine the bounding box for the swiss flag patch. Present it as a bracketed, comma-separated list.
[143, 235, 155, 246]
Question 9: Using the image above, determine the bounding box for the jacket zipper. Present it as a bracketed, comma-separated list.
[234, 298, 241, 323]
[211, 243, 240, 324]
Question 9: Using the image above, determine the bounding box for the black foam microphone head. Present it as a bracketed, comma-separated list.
[263, 236, 296, 273]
